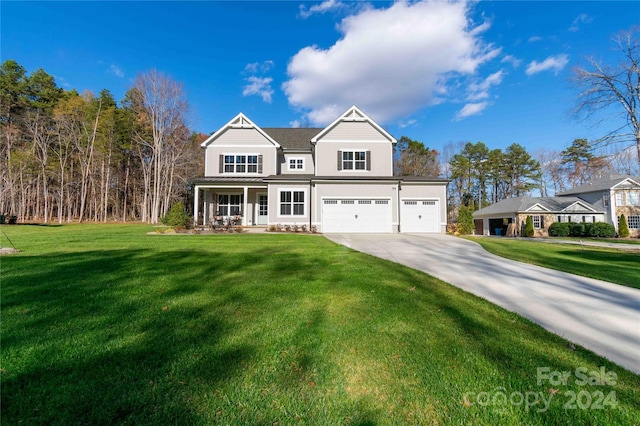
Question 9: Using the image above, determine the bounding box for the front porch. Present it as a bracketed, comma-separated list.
[192, 178, 268, 227]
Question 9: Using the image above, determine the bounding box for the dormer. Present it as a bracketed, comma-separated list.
[311, 106, 396, 177]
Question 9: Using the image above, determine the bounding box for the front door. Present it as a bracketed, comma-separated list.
[257, 194, 268, 225]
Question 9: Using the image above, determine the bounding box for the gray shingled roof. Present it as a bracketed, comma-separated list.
[262, 128, 322, 150]
[473, 196, 599, 217]
[556, 174, 640, 195]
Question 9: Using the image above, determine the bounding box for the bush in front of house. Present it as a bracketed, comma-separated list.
[548, 222, 570, 237]
[161, 202, 191, 228]
[618, 214, 630, 238]
[568, 222, 586, 237]
[524, 215, 534, 237]
[457, 206, 474, 235]
[587, 222, 616, 238]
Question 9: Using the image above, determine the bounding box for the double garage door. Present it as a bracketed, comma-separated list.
[321, 198, 439, 233]
[322, 199, 392, 233]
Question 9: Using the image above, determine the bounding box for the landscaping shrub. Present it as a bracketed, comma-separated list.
[161, 202, 191, 228]
[568, 222, 586, 237]
[457, 206, 474, 234]
[587, 222, 616, 238]
[618, 214, 630, 238]
[524, 215, 534, 237]
[548, 222, 570, 237]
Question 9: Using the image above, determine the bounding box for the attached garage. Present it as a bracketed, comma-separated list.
[400, 199, 440, 233]
[322, 198, 392, 233]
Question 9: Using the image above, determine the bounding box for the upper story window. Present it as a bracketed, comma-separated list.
[614, 191, 640, 206]
[288, 157, 304, 171]
[220, 154, 262, 174]
[338, 150, 370, 171]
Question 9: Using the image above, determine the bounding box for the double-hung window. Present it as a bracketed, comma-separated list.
[279, 190, 305, 216]
[339, 150, 369, 171]
[221, 154, 260, 174]
[217, 194, 243, 216]
[532, 215, 544, 229]
[627, 191, 639, 206]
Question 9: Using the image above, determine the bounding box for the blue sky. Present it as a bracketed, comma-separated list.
[2, 1, 637, 157]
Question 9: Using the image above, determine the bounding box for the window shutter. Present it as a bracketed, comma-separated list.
[219, 155, 224, 173]
[366, 150, 371, 171]
[337, 151, 342, 171]
[541, 216, 545, 229]
[258, 155, 263, 174]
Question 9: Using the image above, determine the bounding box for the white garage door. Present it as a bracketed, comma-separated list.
[401, 199, 439, 233]
[322, 199, 392, 233]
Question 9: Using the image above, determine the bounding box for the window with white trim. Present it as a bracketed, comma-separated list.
[628, 215, 640, 229]
[217, 194, 243, 216]
[532, 215, 544, 229]
[288, 157, 304, 171]
[340, 150, 369, 170]
[627, 191, 639, 206]
[221, 154, 261, 174]
[279, 190, 305, 216]
[615, 192, 624, 206]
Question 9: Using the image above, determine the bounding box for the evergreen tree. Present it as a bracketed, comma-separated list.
[457, 206, 474, 235]
[524, 215, 535, 237]
[618, 214, 630, 238]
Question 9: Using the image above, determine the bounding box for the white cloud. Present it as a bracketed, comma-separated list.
[290, 120, 302, 128]
[526, 54, 569, 76]
[398, 119, 417, 128]
[244, 60, 274, 74]
[569, 13, 593, 32]
[109, 64, 124, 78]
[283, 0, 501, 125]
[299, 0, 348, 19]
[528, 35, 543, 43]
[455, 102, 488, 120]
[243, 76, 274, 103]
[501, 54, 522, 68]
[466, 70, 504, 101]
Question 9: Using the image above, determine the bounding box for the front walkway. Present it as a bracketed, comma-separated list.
[325, 233, 640, 374]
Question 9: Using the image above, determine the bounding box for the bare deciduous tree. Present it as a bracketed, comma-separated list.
[573, 28, 640, 164]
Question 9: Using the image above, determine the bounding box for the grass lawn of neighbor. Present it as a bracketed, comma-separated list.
[2, 224, 639, 425]
[467, 237, 640, 289]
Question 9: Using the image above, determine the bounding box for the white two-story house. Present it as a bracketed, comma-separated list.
[192, 106, 448, 233]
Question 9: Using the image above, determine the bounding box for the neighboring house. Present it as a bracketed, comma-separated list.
[192, 106, 448, 233]
[473, 174, 640, 237]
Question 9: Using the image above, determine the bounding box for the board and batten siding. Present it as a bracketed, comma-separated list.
[203, 127, 277, 177]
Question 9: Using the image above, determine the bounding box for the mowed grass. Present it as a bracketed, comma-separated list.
[1, 225, 639, 425]
[468, 237, 640, 289]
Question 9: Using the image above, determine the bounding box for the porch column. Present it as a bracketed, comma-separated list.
[243, 186, 249, 226]
[193, 186, 200, 227]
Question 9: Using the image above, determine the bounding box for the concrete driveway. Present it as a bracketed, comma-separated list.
[325, 233, 640, 374]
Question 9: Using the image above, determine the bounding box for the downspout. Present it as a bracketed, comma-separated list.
[309, 179, 313, 231]
[397, 179, 401, 233]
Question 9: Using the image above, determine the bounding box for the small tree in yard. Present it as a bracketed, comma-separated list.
[161, 201, 191, 228]
[618, 214, 630, 238]
[457, 206, 474, 235]
[524, 215, 535, 237]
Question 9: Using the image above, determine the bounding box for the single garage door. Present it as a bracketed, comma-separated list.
[400, 199, 439, 233]
[322, 199, 392, 233]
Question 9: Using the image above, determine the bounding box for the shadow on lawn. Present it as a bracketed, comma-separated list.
[1, 247, 324, 424]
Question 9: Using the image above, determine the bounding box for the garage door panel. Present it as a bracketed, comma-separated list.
[401, 199, 439, 233]
[322, 199, 391, 233]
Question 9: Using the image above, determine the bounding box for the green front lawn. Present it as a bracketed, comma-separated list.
[468, 237, 640, 289]
[2, 225, 638, 425]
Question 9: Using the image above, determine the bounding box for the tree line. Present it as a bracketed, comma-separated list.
[0, 60, 203, 224]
